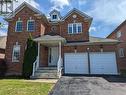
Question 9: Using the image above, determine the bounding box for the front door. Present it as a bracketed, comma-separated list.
[48, 47, 59, 66]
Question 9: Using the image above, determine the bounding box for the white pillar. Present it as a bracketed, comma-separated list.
[37, 42, 40, 69]
[59, 42, 61, 58]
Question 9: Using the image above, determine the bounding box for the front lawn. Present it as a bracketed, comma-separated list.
[0, 79, 54, 95]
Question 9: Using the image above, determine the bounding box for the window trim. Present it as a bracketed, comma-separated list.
[68, 23, 82, 34]
[52, 14, 57, 20]
[27, 20, 35, 32]
[15, 21, 23, 32]
[12, 45, 20, 62]
[118, 48, 125, 58]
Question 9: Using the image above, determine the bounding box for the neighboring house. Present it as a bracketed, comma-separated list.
[107, 20, 126, 73]
[0, 36, 6, 59]
[5, 2, 120, 78]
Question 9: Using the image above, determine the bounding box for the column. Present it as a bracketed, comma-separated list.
[37, 42, 40, 69]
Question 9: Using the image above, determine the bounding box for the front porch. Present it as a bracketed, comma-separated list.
[31, 35, 66, 78]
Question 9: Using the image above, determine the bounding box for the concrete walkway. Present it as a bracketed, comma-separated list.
[24, 79, 58, 83]
[49, 76, 126, 95]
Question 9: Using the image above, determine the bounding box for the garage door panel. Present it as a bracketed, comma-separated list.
[64, 53, 88, 74]
[90, 52, 118, 75]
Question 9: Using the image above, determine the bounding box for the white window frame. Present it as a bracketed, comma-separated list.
[12, 45, 20, 62]
[15, 21, 23, 32]
[52, 14, 57, 20]
[68, 23, 82, 34]
[118, 48, 125, 57]
[27, 20, 35, 32]
[116, 31, 121, 38]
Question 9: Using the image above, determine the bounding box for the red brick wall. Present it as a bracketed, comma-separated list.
[5, 6, 46, 75]
[108, 23, 126, 71]
[60, 12, 90, 42]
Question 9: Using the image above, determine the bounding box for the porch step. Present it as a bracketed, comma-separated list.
[31, 67, 58, 79]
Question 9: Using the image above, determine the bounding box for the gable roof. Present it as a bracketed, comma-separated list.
[0, 36, 7, 49]
[49, 9, 60, 16]
[66, 36, 120, 46]
[107, 20, 126, 38]
[4, 2, 47, 21]
[62, 8, 93, 26]
[62, 8, 92, 20]
[89, 36, 119, 43]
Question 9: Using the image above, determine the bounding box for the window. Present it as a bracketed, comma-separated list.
[12, 45, 20, 62]
[52, 15, 57, 20]
[27, 20, 35, 31]
[68, 23, 82, 34]
[68, 24, 73, 34]
[118, 48, 125, 57]
[117, 31, 121, 38]
[15, 21, 23, 32]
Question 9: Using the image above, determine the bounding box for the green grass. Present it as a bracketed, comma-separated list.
[0, 79, 54, 95]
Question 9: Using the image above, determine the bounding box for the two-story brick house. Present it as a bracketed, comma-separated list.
[107, 20, 126, 73]
[5, 2, 120, 78]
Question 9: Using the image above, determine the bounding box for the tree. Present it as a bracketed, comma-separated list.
[22, 35, 38, 78]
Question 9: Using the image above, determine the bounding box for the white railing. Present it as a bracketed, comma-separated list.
[32, 56, 38, 76]
[57, 56, 63, 78]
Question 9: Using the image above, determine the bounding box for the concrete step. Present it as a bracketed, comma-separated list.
[38, 67, 57, 70]
[31, 67, 58, 79]
[31, 73, 58, 79]
[36, 69, 57, 73]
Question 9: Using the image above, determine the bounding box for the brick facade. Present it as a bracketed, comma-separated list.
[107, 20, 126, 70]
[5, 6, 47, 75]
[5, 3, 119, 75]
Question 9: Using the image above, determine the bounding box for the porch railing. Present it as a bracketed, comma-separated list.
[32, 56, 38, 76]
[57, 56, 63, 78]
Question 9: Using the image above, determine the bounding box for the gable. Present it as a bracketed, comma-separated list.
[5, 2, 48, 23]
[62, 8, 92, 26]
[62, 8, 92, 20]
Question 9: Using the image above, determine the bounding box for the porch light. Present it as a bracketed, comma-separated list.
[100, 45, 103, 52]
[74, 46, 77, 53]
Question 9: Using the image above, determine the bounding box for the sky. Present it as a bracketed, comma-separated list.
[0, 0, 126, 38]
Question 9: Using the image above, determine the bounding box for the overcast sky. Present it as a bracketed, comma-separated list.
[0, 0, 126, 38]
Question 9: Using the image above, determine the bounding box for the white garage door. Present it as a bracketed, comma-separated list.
[90, 52, 118, 75]
[64, 53, 88, 74]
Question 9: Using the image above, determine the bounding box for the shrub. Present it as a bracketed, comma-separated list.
[0, 59, 7, 77]
[22, 36, 38, 78]
[120, 70, 126, 77]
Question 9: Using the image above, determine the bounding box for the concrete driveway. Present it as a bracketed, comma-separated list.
[49, 76, 126, 95]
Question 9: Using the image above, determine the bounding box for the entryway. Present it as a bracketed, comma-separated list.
[48, 47, 59, 66]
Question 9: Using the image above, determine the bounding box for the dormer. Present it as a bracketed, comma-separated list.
[49, 9, 61, 21]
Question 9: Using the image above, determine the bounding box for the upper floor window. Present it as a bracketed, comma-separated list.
[12, 43, 20, 62]
[68, 23, 82, 34]
[15, 21, 23, 32]
[27, 20, 35, 32]
[118, 48, 125, 57]
[52, 15, 57, 20]
[116, 31, 121, 38]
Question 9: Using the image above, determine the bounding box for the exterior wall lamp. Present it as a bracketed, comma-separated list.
[100, 45, 103, 52]
[74, 46, 77, 53]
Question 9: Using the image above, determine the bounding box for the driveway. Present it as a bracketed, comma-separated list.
[49, 76, 126, 95]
